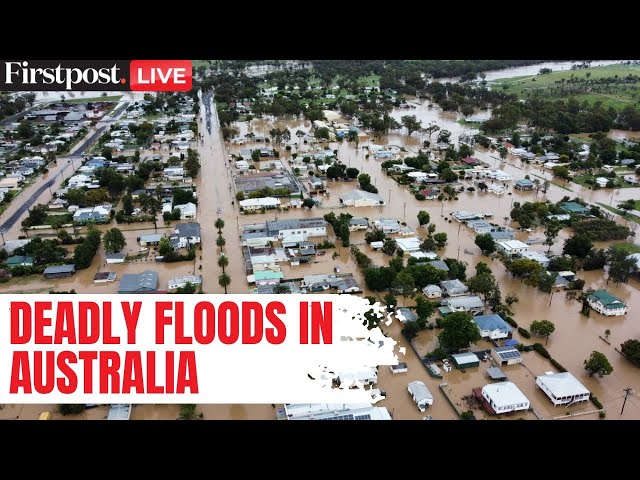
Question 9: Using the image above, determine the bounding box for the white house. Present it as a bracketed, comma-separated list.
[491, 346, 523, 366]
[496, 240, 529, 256]
[163, 167, 184, 180]
[372, 218, 401, 234]
[68, 174, 93, 188]
[168, 275, 203, 290]
[587, 290, 628, 316]
[338, 367, 378, 387]
[466, 219, 493, 234]
[340, 189, 385, 207]
[239, 197, 281, 212]
[481, 382, 530, 414]
[395, 237, 422, 254]
[408, 381, 433, 412]
[266, 218, 327, 239]
[422, 284, 442, 299]
[473, 314, 513, 340]
[236, 160, 250, 172]
[596, 177, 610, 188]
[521, 250, 550, 268]
[105, 252, 126, 264]
[441, 296, 484, 316]
[536, 372, 590, 406]
[174, 202, 197, 220]
[487, 183, 506, 195]
[407, 171, 428, 182]
[171, 222, 201, 249]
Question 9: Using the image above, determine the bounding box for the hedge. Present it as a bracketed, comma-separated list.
[532, 343, 551, 359]
[518, 327, 531, 339]
[550, 359, 567, 372]
[591, 395, 603, 409]
[505, 316, 518, 328]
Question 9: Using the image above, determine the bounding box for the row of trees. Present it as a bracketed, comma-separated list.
[215, 218, 231, 294]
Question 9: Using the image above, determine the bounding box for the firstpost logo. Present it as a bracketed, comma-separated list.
[0, 60, 192, 92]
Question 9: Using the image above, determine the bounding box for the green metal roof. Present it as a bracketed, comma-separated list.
[559, 202, 589, 213]
[588, 289, 626, 309]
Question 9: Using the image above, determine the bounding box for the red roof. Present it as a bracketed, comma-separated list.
[461, 157, 480, 165]
[422, 189, 438, 196]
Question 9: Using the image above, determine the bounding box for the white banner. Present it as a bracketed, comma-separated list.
[0, 294, 398, 404]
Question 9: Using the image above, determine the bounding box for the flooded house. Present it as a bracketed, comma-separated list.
[586, 290, 628, 316]
[476, 382, 530, 415]
[496, 240, 529, 256]
[372, 218, 401, 234]
[339, 189, 385, 207]
[491, 346, 523, 366]
[440, 295, 485, 316]
[440, 279, 469, 297]
[450, 352, 480, 369]
[349, 217, 369, 231]
[118, 271, 160, 294]
[43, 264, 76, 279]
[170, 222, 201, 249]
[239, 197, 281, 212]
[408, 381, 433, 412]
[473, 314, 513, 340]
[422, 284, 442, 299]
[282, 403, 391, 420]
[535, 372, 590, 406]
[173, 202, 197, 220]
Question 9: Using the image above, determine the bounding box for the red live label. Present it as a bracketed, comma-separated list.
[129, 60, 192, 92]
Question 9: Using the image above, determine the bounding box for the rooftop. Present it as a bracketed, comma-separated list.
[43, 264, 76, 274]
[482, 382, 529, 408]
[559, 201, 590, 214]
[266, 218, 325, 233]
[487, 367, 507, 380]
[451, 352, 480, 364]
[440, 279, 468, 294]
[474, 314, 513, 334]
[492, 346, 522, 362]
[340, 189, 385, 204]
[588, 289, 626, 308]
[119, 270, 159, 293]
[175, 222, 201, 238]
[536, 372, 590, 397]
[408, 381, 433, 403]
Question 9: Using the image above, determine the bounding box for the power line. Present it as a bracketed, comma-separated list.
[621, 388, 634, 416]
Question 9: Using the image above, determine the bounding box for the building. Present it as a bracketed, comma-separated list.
[559, 202, 590, 215]
[43, 264, 76, 279]
[266, 218, 327, 239]
[139, 233, 163, 246]
[73, 205, 111, 224]
[118, 270, 159, 294]
[440, 279, 469, 297]
[521, 250, 550, 268]
[514, 178, 535, 191]
[453, 211, 483, 222]
[536, 372, 590, 406]
[372, 218, 400, 234]
[107, 404, 132, 420]
[239, 197, 281, 212]
[370, 241, 384, 251]
[105, 253, 126, 264]
[496, 240, 529, 256]
[451, 352, 480, 369]
[282, 403, 391, 420]
[422, 284, 442, 299]
[395, 237, 422, 253]
[349, 218, 369, 231]
[487, 184, 506, 195]
[339, 189, 385, 207]
[480, 382, 530, 414]
[428, 259, 450, 272]
[486, 367, 507, 381]
[466, 220, 493, 234]
[474, 314, 513, 340]
[94, 272, 117, 283]
[440, 296, 484, 316]
[587, 289, 628, 316]
[397, 308, 418, 323]
[174, 202, 197, 220]
[168, 275, 202, 290]
[170, 222, 201, 249]
[491, 346, 523, 366]
[410, 251, 438, 260]
[338, 367, 378, 387]
[489, 230, 515, 241]
[5, 255, 34, 267]
[407, 381, 433, 412]
[595, 177, 609, 188]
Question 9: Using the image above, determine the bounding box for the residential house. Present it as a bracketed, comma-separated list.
[428, 259, 450, 272]
[496, 240, 529, 256]
[440, 279, 469, 297]
[466, 219, 493, 234]
[0, 177, 20, 189]
[440, 295, 484, 316]
[514, 179, 535, 191]
[596, 177, 610, 188]
[451, 352, 480, 369]
[370, 241, 384, 251]
[68, 173, 93, 189]
[407, 171, 428, 182]
[491, 346, 523, 366]
[282, 403, 391, 421]
[487, 183, 506, 195]
[521, 250, 550, 268]
[73, 205, 111, 224]
[118, 270, 159, 294]
[587, 290, 628, 316]
[372, 218, 401, 234]
[338, 367, 377, 387]
[559, 202, 590, 215]
[168, 275, 203, 290]
[407, 381, 433, 412]
[422, 284, 442, 299]
[479, 382, 530, 414]
[266, 218, 327, 240]
[410, 251, 438, 260]
[170, 222, 201, 249]
[474, 314, 513, 340]
[43, 264, 76, 279]
[536, 372, 590, 406]
[349, 218, 369, 231]
[396, 308, 418, 323]
[339, 189, 385, 207]
[452, 211, 483, 222]
[239, 197, 281, 212]
[395, 237, 422, 254]
[174, 202, 197, 220]
[139, 233, 163, 246]
[163, 167, 184, 180]
[105, 253, 126, 264]
[421, 189, 439, 200]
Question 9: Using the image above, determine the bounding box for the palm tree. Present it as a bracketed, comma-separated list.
[214, 218, 225, 233]
[216, 235, 226, 252]
[217, 254, 229, 273]
[20, 224, 29, 238]
[218, 272, 231, 294]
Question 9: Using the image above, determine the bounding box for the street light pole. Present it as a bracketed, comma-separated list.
[403, 202, 406, 221]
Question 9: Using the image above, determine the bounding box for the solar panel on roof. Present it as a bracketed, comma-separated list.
[498, 350, 521, 359]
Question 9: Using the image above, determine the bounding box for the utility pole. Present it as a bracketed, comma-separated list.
[621, 387, 633, 415]
[403, 202, 406, 221]
[388, 189, 391, 205]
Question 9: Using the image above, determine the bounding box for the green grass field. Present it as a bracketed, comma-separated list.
[572, 174, 636, 189]
[596, 202, 640, 225]
[492, 63, 640, 110]
[608, 242, 640, 254]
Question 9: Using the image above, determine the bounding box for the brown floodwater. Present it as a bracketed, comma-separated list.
[2, 67, 640, 419]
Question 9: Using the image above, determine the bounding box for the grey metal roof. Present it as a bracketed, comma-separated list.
[105, 253, 126, 260]
[474, 314, 513, 334]
[266, 217, 325, 234]
[43, 264, 76, 274]
[350, 217, 369, 226]
[118, 270, 159, 293]
[440, 279, 468, 294]
[487, 367, 507, 380]
[428, 260, 449, 271]
[175, 222, 201, 238]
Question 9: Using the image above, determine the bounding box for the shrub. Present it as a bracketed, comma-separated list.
[59, 404, 85, 415]
[532, 342, 551, 359]
[504, 316, 518, 328]
[550, 359, 567, 372]
[316, 240, 335, 249]
[518, 327, 531, 339]
[415, 193, 426, 201]
[591, 395, 603, 409]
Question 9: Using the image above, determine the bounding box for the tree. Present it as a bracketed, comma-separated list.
[563, 234, 593, 258]
[218, 272, 231, 294]
[438, 312, 481, 353]
[542, 179, 551, 194]
[505, 293, 519, 306]
[122, 194, 134, 216]
[73, 229, 101, 269]
[402, 320, 421, 341]
[64, 188, 87, 208]
[415, 296, 436, 322]
[392, 271, 415, 306]
[345, 167, 359, 179]
[158, 237, 173, 256]
[382, 238, 397, 256]
[383, 292, 397, 311]
[302, 198, 315, 209]
[216, 235, 226, 252]
[618, 199, 636, 216]
[444, 258, 467, 280]
[437, 129, 451, 144]
[217, 254, 229, 273]
[214, 218, 225, 233]
[475, 262, 492, 276]
[185, 149, 201, 178]
[273, 284, 291, 294]
[59, 404, 85, 416]
[607, 246, 638, 284]
[474, 233, 496, 254]
[401, 115, 422, 136]
[417, 210, 430, 226]
[315, 127, 330, 140]
[499, 147, 508, 160]
[433, 232, 448, 249]
[530, 320, 556, 345]
[620, 339, 640, 367]
[552, 165, 571, 180]
[103, 228, 126, 253]
[466, 272, 497, 300]
[178, 404, 201, 420]
[604, 329, 611, 340]
[544, 220, 561, 253]
[584, 351, 613, 378]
